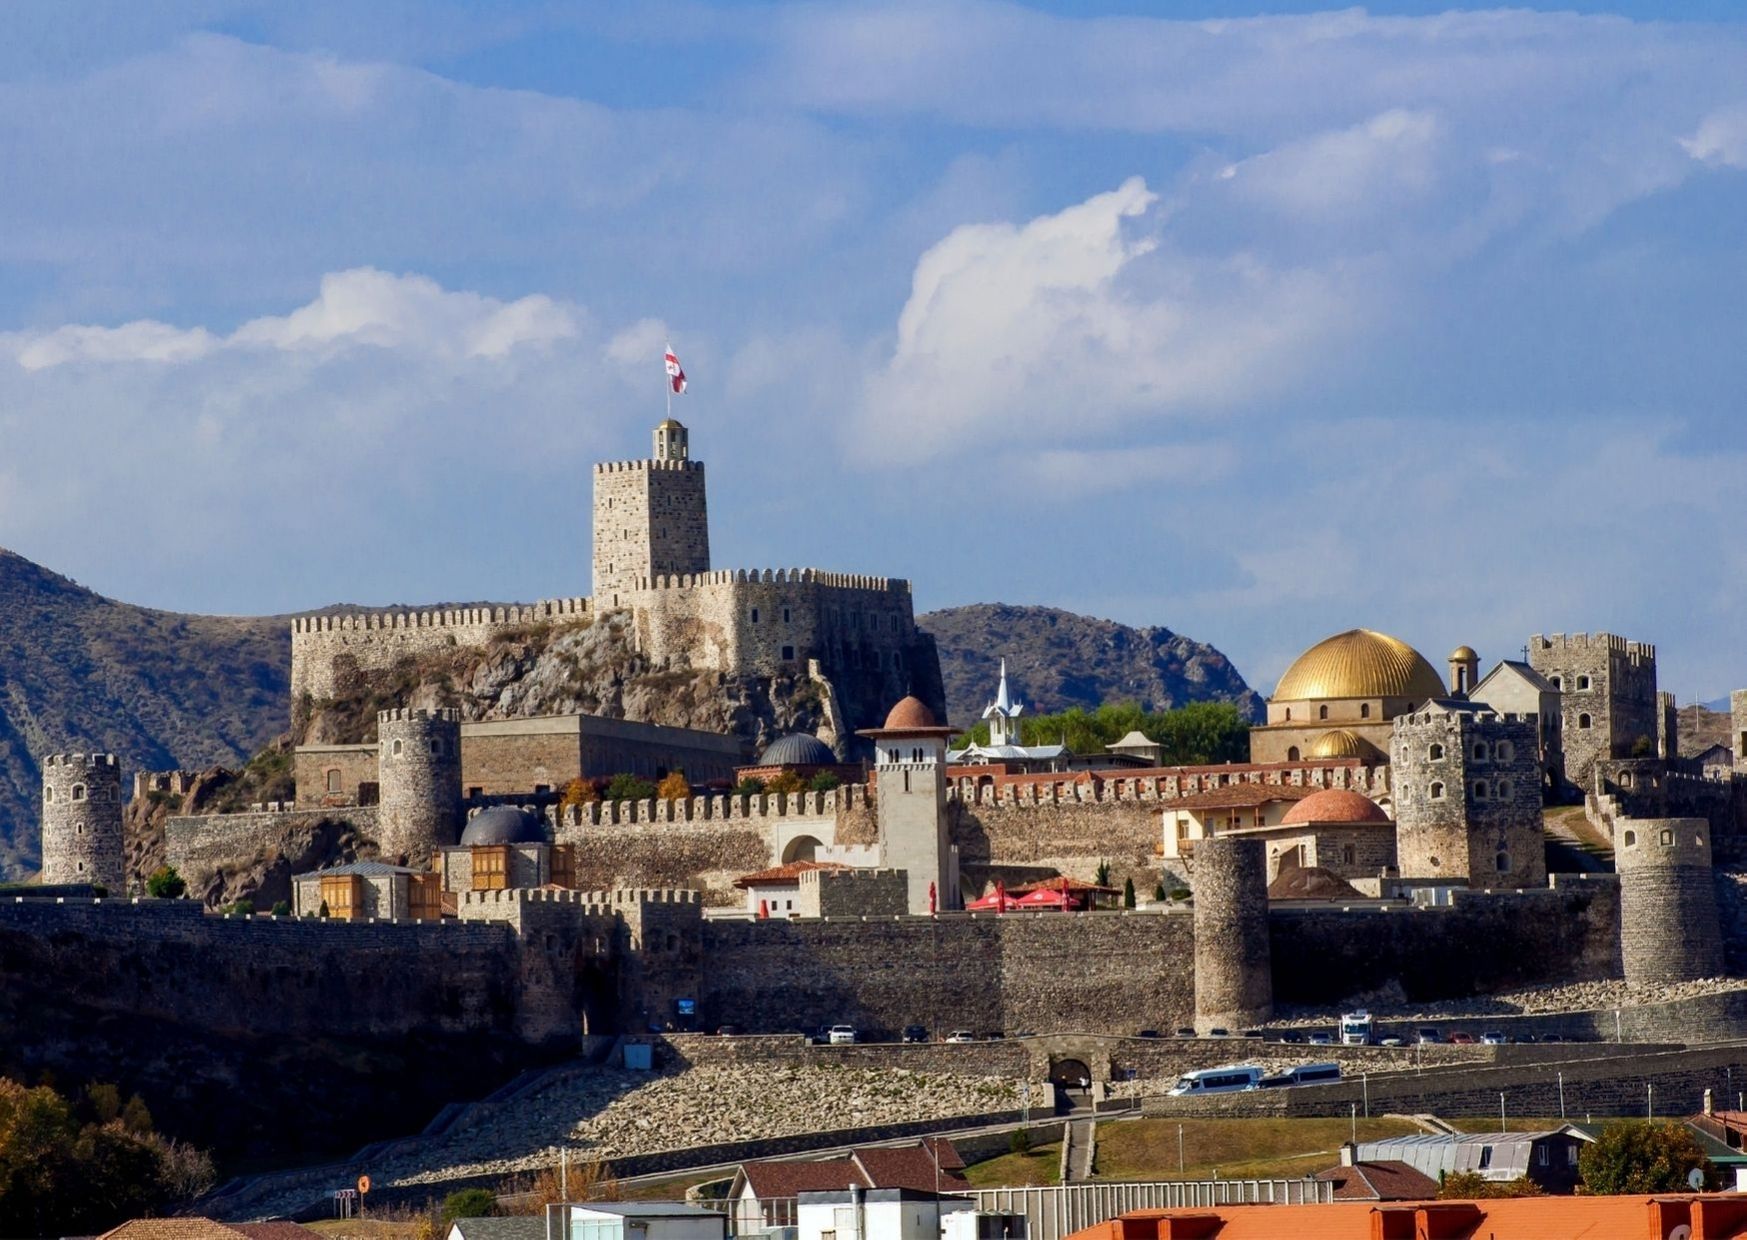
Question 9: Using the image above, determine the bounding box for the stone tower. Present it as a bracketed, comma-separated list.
[1448, 645, 1479, 698]
[1192, 837, 1272, 1033]
[1656, 691, 1678, 761]
[856, 696, 958, 915]
[377, 707, 462, 865]
[591, 418, 710, 608]
[40, 753, 124, 891]
[1391, 704, 1545, 889]
[1732, 690, 1747, 773]
[1615, 816, 1723, 988]
[1526, 633, 1657, 793]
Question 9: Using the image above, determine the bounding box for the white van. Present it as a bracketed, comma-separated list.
[1286, 1062, 1343, 1086]
[1165, 1065, 1263, 1097]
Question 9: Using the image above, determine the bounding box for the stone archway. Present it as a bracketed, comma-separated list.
[782, 834, 824, 863]
[1049, 1057, 1092, 1091]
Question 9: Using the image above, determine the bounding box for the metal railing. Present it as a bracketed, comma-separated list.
[967, 1180, 1333, 1240]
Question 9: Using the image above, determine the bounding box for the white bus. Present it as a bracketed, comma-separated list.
[1166, 1065, 1263, 1097]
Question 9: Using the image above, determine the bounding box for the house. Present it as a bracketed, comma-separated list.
[505, 1202, 728, 1240]
[797, 1187, 977, 1240]
[734, 859, 852, 916]
[1159, 784, 1316, 861]
[1065, 1196, 1747, 1240]
[727, 1139, 969, 1233]
[1313, 1145, 1441, 1201]
[100, 1221, 319, 1239]
[449, 1220, 547, 1240]
[290, 859, 441, 920]
[1353, 1128, 1592, 1194]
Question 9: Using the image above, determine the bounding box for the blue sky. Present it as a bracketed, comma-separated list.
[1, 2, 1744, 703]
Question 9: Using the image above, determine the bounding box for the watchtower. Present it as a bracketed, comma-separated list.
[377, 708, 462, 865]
[40, 753, 124, 890]
[1526, 633, 1657, 793]
[1391, 704, 1545, 889]
[591, 418, 711, 607]
[1732, 690, 1747, 774]
[1615, 816, 1723, 988]
[857, 696, 959, 914]
[1192, 836, 1272, 1032]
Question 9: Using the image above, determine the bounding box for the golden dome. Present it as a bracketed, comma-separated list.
[1307, 729, 1383, 761]
[1449, 645, 1478, 661]
[1273, 629, 1446, 702]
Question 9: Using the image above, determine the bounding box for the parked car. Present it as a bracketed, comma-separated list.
[1206, 1027, 1233, 1038]
[1541, 1033, 1566, 1044]
[1176, 1028, 1198, 1039]
[1239, 1029, 1264, 1039]
[1480, 1031, 1507, 1045]
[1307, 1032, 1334, 1046]
[1277, 1031, 1306, 1044]
[715, 1025, 741, 1036]
[1416, 1028, 1441, 1044]
[1136, 1029, 1163, 1039]
[1378, 1036, 1404, 1047]
[1448, 1031, 1476, 1045]
[901, 1024, 928, 1043]
[1516, 1033, 1538, 1044]
[828, 1024, 857, 1045]
[946, 1030, 977, 1043]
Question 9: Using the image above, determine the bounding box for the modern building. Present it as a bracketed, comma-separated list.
[1353, 1128, 1592, 1194]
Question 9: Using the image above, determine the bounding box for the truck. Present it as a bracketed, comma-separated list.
[1339, 1010, 1374, 1045]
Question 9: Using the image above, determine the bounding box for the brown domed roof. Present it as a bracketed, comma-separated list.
[1281, 788, 1390, 826]
[884, 695, 938, 730]
[1273, 629, 1445, 703]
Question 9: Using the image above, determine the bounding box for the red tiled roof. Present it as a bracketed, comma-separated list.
[734, 860, 851, 889]
[101, 1222, 319, 1240]
[233, 1226, 323, 1240]
[738, 1140, 967, 1198]
[1314, 1159, 1441, 1201]
[1282, 788, 1390, 826]
[1162, 785, 1317, 812]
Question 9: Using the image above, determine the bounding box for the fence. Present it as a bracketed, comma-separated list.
[964, 1180, 1332, 1240]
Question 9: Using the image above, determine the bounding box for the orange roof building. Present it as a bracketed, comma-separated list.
[1066, 1195, 1747, 1240]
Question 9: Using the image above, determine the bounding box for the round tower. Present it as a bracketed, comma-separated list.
[376, 708, 462, 865]
[1192, 836, 1273, 1032]
[40, 753, 125, 891]
[1615, 816, 1723, 988]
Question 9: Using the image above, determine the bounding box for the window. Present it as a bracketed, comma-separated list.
[750, 607, 760, 624]
[471, 845, 510, 891]
[72, 784, 86, 802]
[1577, 713, 1592, 730]
[1284, 708, 1291, 721]
[1430, 782, 1445, 800]
[1497, 741, 1514, 761]
[1623, 830, 1637, 846]
[1474, 741, 1489, 760]
[43, 787, 53, 804]
[1286, 747, 1300, 761]
[782, 607, 791, 623]
[76, 822, 84, 835]
[1660, 829, 1674, 846]
[326, 769, 342, 793]
[551, 844, 577, 889]
[410, 873, 443, 922]
[1567, 1146, 1579, 1167]
[1497, 779, 1511, 797]
[391, 739, 403, 756]
[1360, 703, 1371, 719]
[1550, 676, 1562, 690]
[1538, 1146, 1549, 1166]
[1342, 845, 1355, 865]
[781, 645, 795, 661]
[429, 737, 442, 755]
[1478, 1147, 1492, 1170]
[1318, 705, 1329, 720]
[1577, 675, 1591, 690]
[1474, 780, 1488, 799]
[1429, 743, 1444, 760]
[320, 874, 361, 921]
[1497, 852, 1510, 872]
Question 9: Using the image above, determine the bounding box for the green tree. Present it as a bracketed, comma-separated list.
[949, 700, 1251, 766]
[270, 900, 291, 917]
[1122, 877, 1136, 909]
[225, 899, 255, 917]
[1578, 1121, 1711, 1195]
[732, 776, 767, 797]
[441, 1187, 498, 1228]
[1009, 1127, 1031, 1155]
[1095, 860, 1111, 888]
[145, 866, 185, 899]
[808, 771, 842, 793]
[603, 773, 657, 802]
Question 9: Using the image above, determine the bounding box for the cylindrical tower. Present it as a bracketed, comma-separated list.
[1192, 837, 1273, 1032]
[1616, 816, 1723, 988]
[40, 753, 125, 891]
[376, 707, 462, 865]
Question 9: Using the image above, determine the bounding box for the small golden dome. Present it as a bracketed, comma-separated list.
[1307, 729, 1383, 761]
[657, 417, 684, 430]
[1273, 629, 1446, 703]
[1449, 645, 1478, 661]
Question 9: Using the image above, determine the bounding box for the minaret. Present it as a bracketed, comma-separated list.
[857, 696, 960, 914]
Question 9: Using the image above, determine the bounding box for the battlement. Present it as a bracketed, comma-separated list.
[1394, 710, 1538, 730]
[948, 764, 1391, 808]
[558, 785, 863, 829]
[378, 707, 462, 725]
[43, 752, 119, 769]
[292, 598, 592, 636]
[592, 458, 703, 474]
[1616, 816, 1714, 868]
[625, 567, 909, 593]
[461, 887, 612, 910]
[1531, 632, 1656, 661]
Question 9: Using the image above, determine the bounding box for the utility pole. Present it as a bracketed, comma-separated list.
[1499, 1092, 1507, 1133]
[1558, 1073, 1566, 1120]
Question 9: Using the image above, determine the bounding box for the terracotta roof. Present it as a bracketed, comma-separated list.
[1268, 867, 1366, 901]
[100, 1222, 320, 1240]
[734, 860, 851, 888]
[1162, 785, 1317, 812]
[1314, 1159, 1441, 1201]
[739, 1140, 967, 1198]
[233, 1226, 323, 1240]
[858, 696, 957, 738]
[1282, 788, 1390, 826]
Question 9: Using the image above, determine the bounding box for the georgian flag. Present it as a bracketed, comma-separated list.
[664, 344, 687, 394]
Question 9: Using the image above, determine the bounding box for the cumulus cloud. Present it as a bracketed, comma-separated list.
[1682, 105, 1747, 168]
[853, 177, 1350, 460]
[1217, 109, 1441, 215]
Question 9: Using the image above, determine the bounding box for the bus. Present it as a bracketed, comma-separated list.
[1165, 1065, 1263, 1097]
[1285, 1062, 1343, 1086]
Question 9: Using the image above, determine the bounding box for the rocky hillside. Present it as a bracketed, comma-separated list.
[920, 603, 1262, 726]
[0, 548, 288, 878]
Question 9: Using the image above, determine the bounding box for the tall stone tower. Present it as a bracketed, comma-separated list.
[377, 708, 462, 865]
[40, 753, 124, 891]
[1526, 633, 1657, 793]
[1732, 690, 1747, 774]
[1615, 816, 1723, 988]
[1192, 837, 1272, 1033]
[1391, 704, 1545, 889]
[857, 696, 959, 915]
[1656, 691, 1679, 761]
[591, 418, 710, 608]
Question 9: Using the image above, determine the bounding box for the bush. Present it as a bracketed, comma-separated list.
[1579, 1120, 1711, 1194]
[225, 899, 255, 917]
[763, 770, 806, 795]
[270, 900, 291, 917]
[603, 774, 657, 803]
[440, 1187, 498, 1228]
[808, 771, 842, 792]
[732, 776, 766, 797]
[1122, 877, 1136, 909]
[1009, 1127, 1031, 1155]
[559, 777, 600, 811]
[145, 866, 185, 900]
[656, 771, 691, 801]
[1094, 861, 1111, 888]
[1439, 1171, 1540, 1199]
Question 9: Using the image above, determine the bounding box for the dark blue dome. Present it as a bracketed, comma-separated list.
[757, 733, 837, 767]
[459, 805, 546, 847]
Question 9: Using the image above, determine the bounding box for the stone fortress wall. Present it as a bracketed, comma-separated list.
[1391, 709, 1545, 888]
[1528, 632, 1658, 792]
[1616, 816, 1725, 987]
[39, 752, 124, 890]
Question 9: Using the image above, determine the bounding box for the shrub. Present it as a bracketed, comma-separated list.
[440, 1187, 498, 1228]
[1009, 1127, 1031, 1155]
[656, 771, 691, 801]
[808, 771, 842, 792]
[270, 900, 291, 917]
[603, 774, 657, 803]
[732, 776, 766, 797]
[1122, 877, 1136, 909]
[225, 899, 255, 917]
[145, 867, 185, 900]
[1094, 860, 1111, 888]
[1439, 1171, 1540, 1199]
[559, 777, 600, 812]
[763, 770, 806, 795]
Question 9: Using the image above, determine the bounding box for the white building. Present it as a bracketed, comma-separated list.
[518, 1201, 728, 1240]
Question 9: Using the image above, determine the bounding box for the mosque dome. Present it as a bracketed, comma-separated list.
[459, 805, 546, 847]
[883, 696, 940, 730]
[1273, 629, 1446, 702]
[1307, 729, 1384, 761]
[758, 733, 837, 767]
[1282, 789, 1390, 826]
[1449, 645, 1478, 661]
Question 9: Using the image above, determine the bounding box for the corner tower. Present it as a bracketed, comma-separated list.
[858, 696, 959, 915]
[1615, 816, 1723, 988]
[377, 707, 462, 865]
[591, 418, 710, 608]
[1192, 836, 1272, 1032]
[40, 753, 125, 890]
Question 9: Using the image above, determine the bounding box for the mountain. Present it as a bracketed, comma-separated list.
[0, 548, 289, 877]
[919, 603, 1263, 727]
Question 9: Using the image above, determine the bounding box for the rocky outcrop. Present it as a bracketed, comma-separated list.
[921, 603, 1262, 726]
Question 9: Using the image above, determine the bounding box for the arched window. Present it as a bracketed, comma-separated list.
[1496, 852, 1510, 872]
[1474, 780, 1488, 799]
[1430, 782, 1445, 800]
[1284, 708, 1292, 721]
[76, 822, 84, 835]
[1577, 714, 1592, 730]
[391, 739, 403, 756]
[1623, 830, 1637, 847]
[43, 787, 53, 803]
[1660, 829, 1673, 846]
[1497, 741, 1514, 761]
[1319, 705, 1329, 721]
[1360, 703, 1371, 719]
[1497, 779, 1511, 797]
[1473, 741, 1489, 760]
[1428, 743, 1444, 761]
[1286, 746, 1300, 761]
[72, 784, 86, 802]
[326, 769, 342, 793]
[1550, 676, 1563, 690]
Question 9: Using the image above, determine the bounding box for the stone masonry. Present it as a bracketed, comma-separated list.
[1391, 707, 1545, 888]
[1192, 837, 1272, 1032]
[1734, 690, 1747, 774]
[1528, 632, 1658, 793]
[377, 707, 462, 864]
[39, 753, 124, 890]
[1616, 815, 1724, 988]
[795, 867, 909, 917]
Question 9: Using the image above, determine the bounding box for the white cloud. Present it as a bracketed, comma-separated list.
[1682, 105, 1747, 168]
[1219, 109, 1441, 215]
[605, 319, 671, 369]
[853, 177, 1352, 461]
[15, 321, 218, 371]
